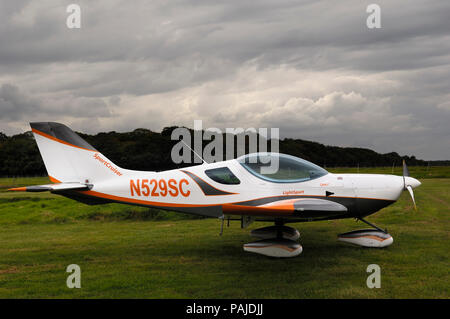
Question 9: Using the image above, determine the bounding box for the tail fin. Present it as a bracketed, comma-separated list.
[31, 122, 123, 183]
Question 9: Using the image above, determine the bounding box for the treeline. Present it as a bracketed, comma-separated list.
[0, 127, 431, 177]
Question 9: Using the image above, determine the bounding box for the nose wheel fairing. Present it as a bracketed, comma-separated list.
[338, 217, 393, 248]
[338, 229, 393, 247]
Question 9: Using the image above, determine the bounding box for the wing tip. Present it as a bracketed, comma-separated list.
[8, 187, 27, 192]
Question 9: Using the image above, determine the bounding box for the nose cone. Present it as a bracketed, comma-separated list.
[404, 176, 421, 189]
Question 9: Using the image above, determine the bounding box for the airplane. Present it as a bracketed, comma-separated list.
[9, 122, 422, 257]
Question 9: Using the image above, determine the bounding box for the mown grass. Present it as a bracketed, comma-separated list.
[0, 171, 448, 298]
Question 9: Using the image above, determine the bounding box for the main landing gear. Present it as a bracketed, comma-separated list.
[243, 220, 303, 258]
[337, 217, 393, 248]
[224, 216, 393, 258]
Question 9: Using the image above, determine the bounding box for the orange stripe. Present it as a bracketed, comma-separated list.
[8, 187, 27, 192]
[77, 190, 393, 213]
[340, 235, 390, 242]
[78, 190, 215, 208]
[32, 128, 95, 153]
[222, 203, 294, 216]
[49, 175, 61, 183]
[261, 198, 298, 210]
[77, 190, 299, 212]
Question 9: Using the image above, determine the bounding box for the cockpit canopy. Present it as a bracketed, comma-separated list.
[237, 153, 328, 183]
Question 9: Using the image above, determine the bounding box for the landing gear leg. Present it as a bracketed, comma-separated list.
[275, 219, 284, 240]
[357, 217, 387, 233]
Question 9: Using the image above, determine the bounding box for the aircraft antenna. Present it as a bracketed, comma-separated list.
[180, 139, 209, 164]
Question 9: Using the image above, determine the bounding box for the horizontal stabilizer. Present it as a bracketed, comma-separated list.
[8, 182, 90, 192]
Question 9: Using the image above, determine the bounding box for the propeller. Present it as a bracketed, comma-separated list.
[402, 160, 420, 210]
[406, 185, 416, 210]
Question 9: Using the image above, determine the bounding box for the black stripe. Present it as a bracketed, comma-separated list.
[30, 122, 97, 151]
[181, 170, 236, 196]
[234, 195, 394, 217]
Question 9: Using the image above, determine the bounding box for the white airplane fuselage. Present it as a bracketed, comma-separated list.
[78, 157, 420, 222]
[11, 121, 422, 224]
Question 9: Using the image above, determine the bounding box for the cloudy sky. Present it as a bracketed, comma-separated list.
[1, 0, 449, 160]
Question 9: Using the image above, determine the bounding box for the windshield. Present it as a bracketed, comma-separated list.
[237, 153, 328, 183]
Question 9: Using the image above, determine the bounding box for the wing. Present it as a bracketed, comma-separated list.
[8, 182, 89, 192]
[223, 197, 347, 217]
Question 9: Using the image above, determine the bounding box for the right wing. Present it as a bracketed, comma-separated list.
[223, 197, 347, 217]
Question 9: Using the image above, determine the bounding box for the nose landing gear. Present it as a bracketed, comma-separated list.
[338, 217, 393, 248]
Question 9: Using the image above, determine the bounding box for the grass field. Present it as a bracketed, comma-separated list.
[0, 168, 448, 298]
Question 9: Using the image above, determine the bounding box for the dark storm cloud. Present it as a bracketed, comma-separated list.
[0, 0, 449, 159]
[0, 83, 37, 121]
[0, 83, 111, 121]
